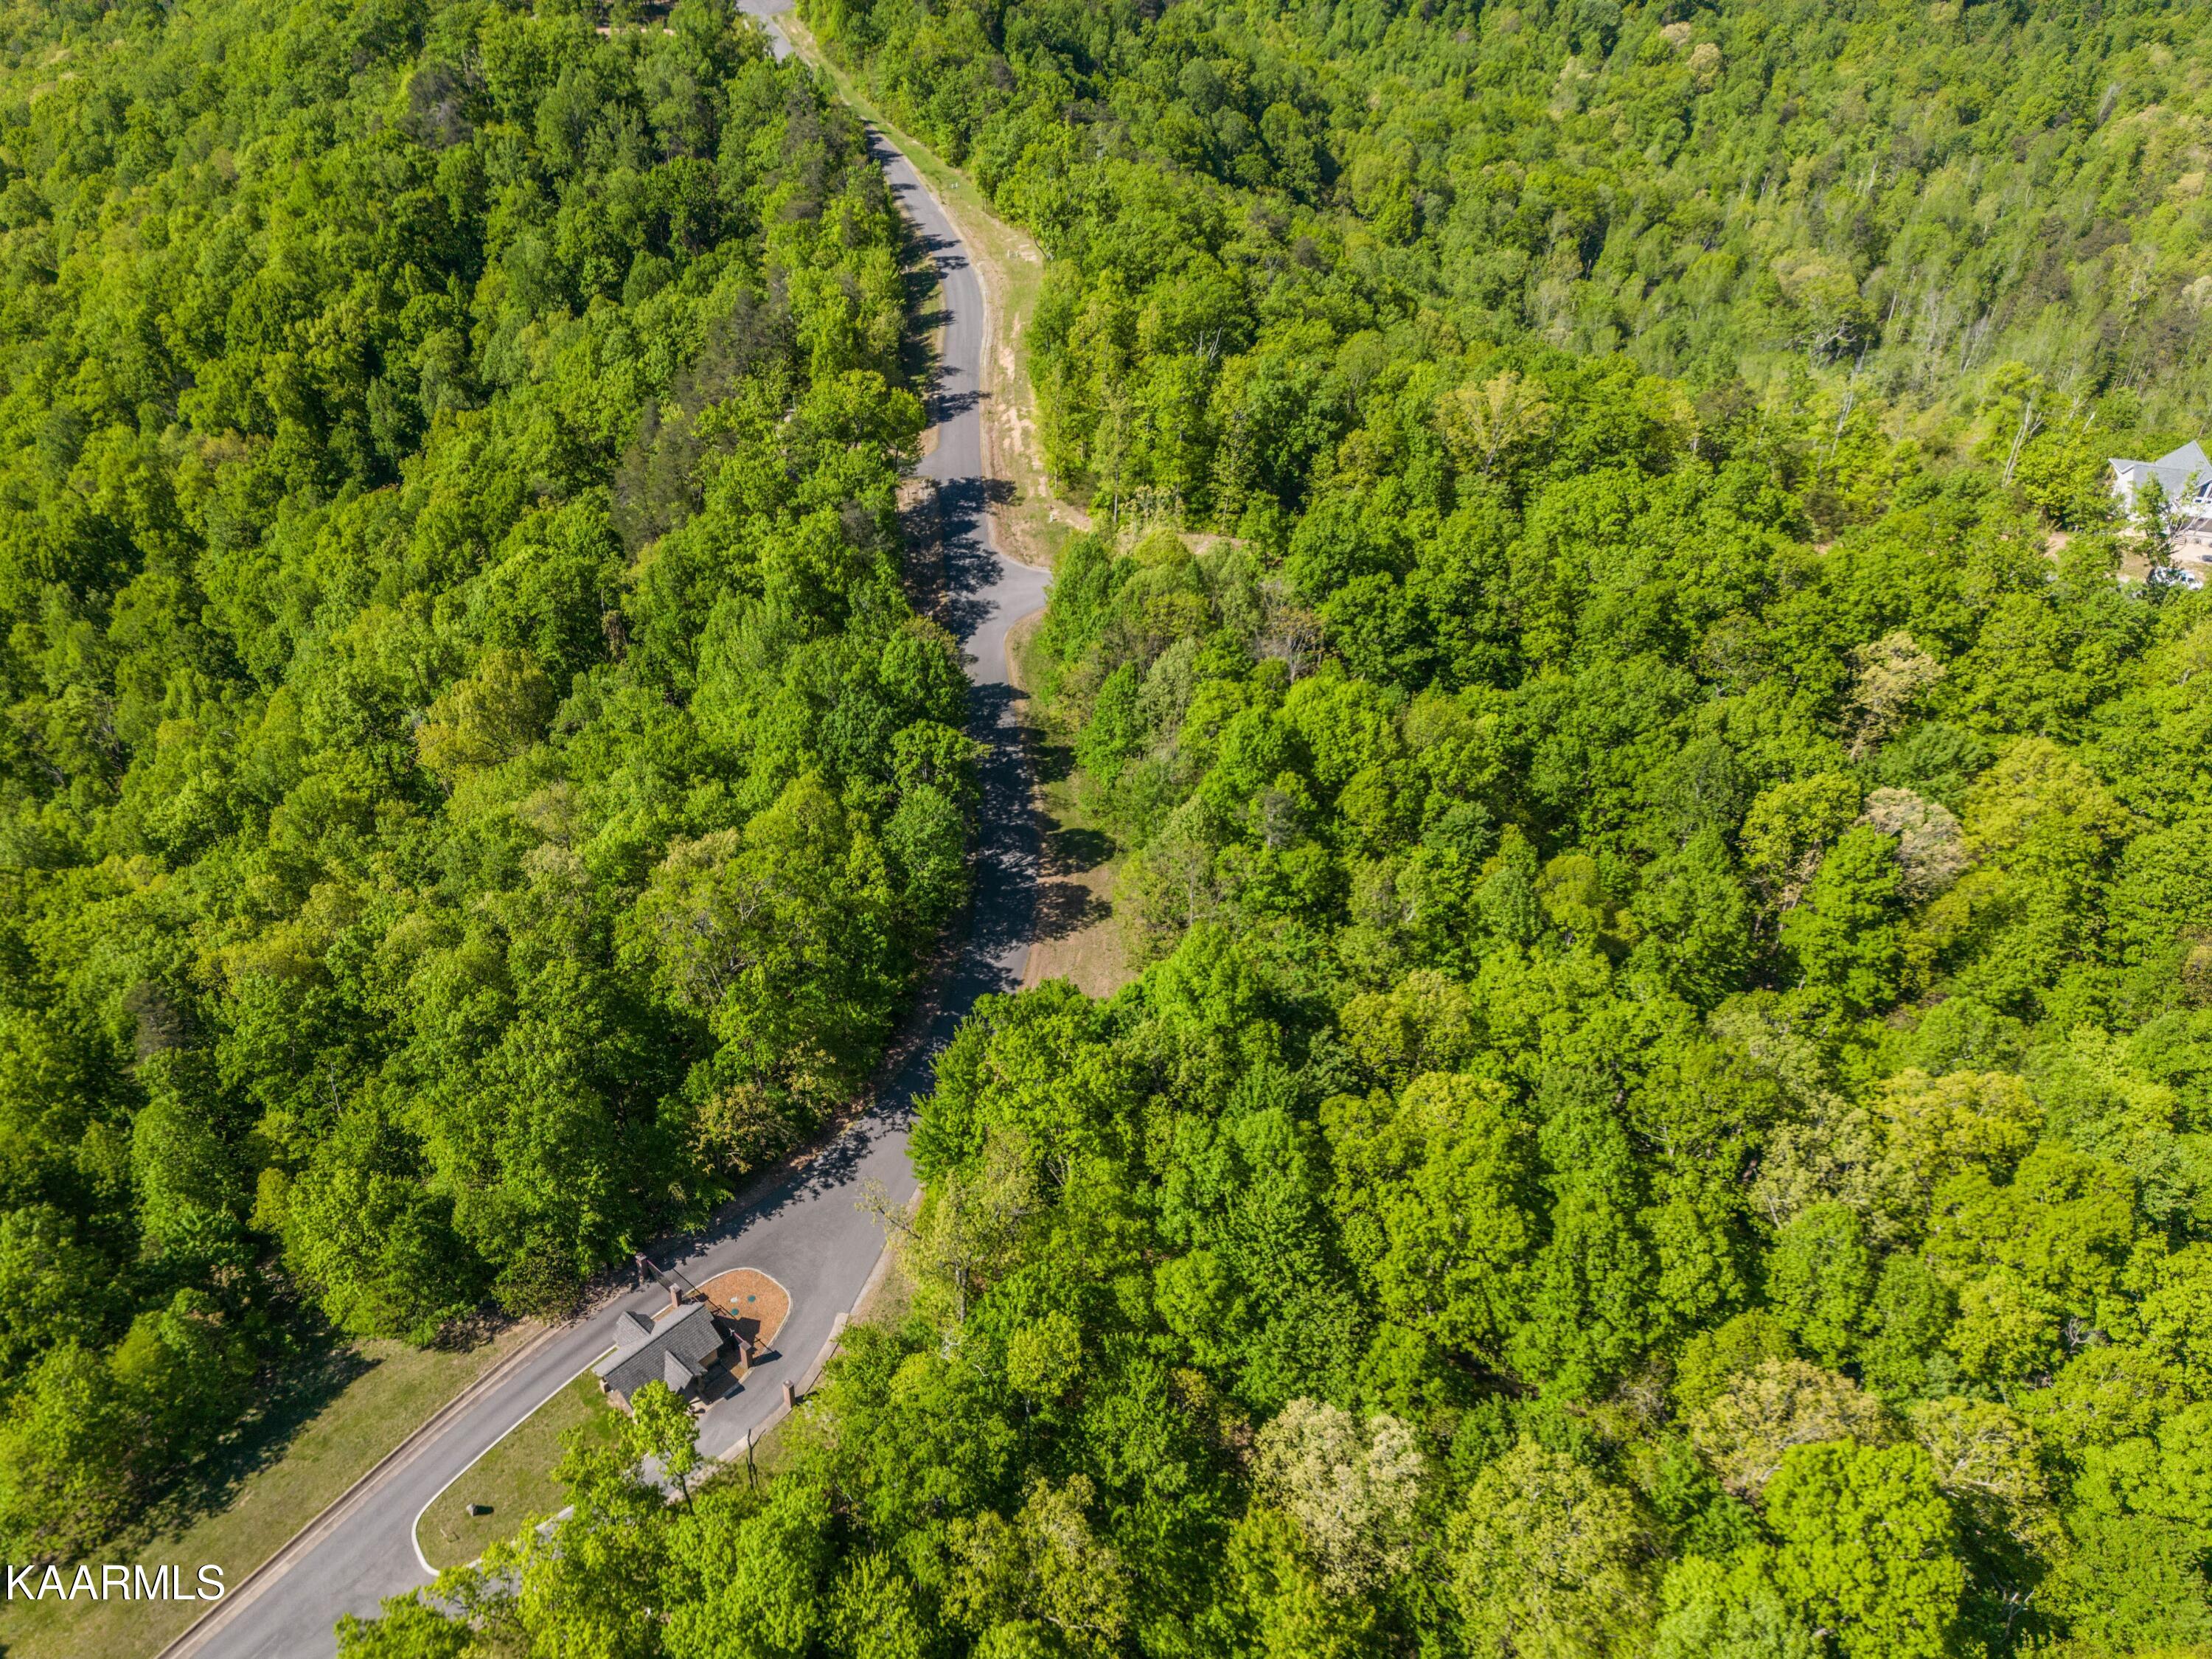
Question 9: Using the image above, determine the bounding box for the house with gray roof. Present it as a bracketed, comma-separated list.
[594, 1298, 728, 1409]
[2111, 441, 2212, 550]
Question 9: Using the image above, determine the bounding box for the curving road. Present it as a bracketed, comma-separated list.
[171, 23, 1046, 1657]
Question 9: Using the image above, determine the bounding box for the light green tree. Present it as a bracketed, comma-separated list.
[1252, 1397, 1425, 1593]
[1761, 1203, 1874, 1367]
[661, 1479, 835, 1659]
[828, 1554, 933, 1659]
[1325, 1071, 1534, 1363]
[1652, 1547, 1822, 1659]
[625, 1378, 700, 1503]
[1766, 1441, 1964, 1659]
[1005, 1310, 1083, 1400]
[1780, 826, 1905, 1013]
[1686, 1358, 1891, 1501]
[1740, 773, 1863, 905]
[1447, 1440, 1656, 1658]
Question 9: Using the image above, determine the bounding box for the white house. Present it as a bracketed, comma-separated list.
[2110, 440, 2212, 552]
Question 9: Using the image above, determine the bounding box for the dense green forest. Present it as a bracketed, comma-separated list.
[0, 0, 970, 1561]
[807, 0, 2212, 533]
[341, 1, 2212, 1658]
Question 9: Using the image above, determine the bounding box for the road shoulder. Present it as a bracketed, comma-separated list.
[780, 13, 1086, 571]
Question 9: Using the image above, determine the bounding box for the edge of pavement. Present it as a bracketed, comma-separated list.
[779, 12, 1069, 572]
[718, 1189, 919, 1470]
[424, 1225, 907, 1571]
[151, 1320, 566, 1659]
[153, 66, 1000, 1659]
[778, 18, 1003, 381]
[413, 1198, 925, 1577]
[406, 1344, 618, 1577]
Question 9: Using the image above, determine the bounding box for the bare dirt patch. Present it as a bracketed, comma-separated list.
[700, 1268, 790, 1356]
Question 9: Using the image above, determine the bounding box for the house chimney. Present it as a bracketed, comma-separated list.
[667, 1284, 681, 1312]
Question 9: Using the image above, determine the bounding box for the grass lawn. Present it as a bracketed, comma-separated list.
[1020, 760, 1132, 998]
[1003, 612, 1133, 999]
[0, 1326, 534, 1659]
[415, 1369, 623, 1571]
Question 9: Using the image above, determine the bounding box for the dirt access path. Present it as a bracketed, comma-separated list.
[776, 10, 1131, 997]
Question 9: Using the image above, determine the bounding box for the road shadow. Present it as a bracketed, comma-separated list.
[1032, 879, 1110, 942]
[936, 476, 1015, 614]
[636, 120, 1046, 1312]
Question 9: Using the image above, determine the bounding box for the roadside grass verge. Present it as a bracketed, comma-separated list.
[736, 1232, 917, 1485]
[783, 14, 1079, 570]
[1021, 753, 1132, 998]
[1006, 613, 1132, 998]
[414, 1370, 622, 1571]
[0, 1327, 532, 1659]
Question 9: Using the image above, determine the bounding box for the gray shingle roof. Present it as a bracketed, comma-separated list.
[2112, 442, 2212, 512]
[596, 1300, 724, 1399]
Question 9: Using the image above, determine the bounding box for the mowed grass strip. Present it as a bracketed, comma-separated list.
[416, 1370, 622, 1571]
[0, 1327, 532, 1659]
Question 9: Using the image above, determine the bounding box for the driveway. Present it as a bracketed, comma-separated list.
[173, 26, 1046, 1655]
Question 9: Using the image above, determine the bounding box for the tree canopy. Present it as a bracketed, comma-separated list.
[0, 0, 958, 1559]
[17, 0, 2212, 1649]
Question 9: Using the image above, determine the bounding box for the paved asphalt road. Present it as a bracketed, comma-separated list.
[176, 18, 1048, 1654]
